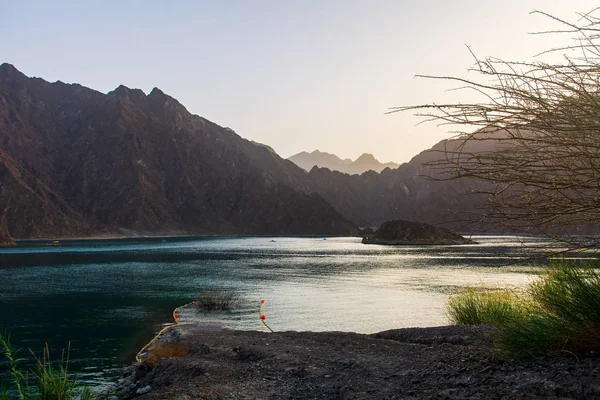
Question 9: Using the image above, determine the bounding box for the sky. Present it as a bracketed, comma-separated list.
[1, 1, 597, 163]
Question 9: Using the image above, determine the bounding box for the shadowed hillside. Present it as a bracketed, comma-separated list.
[0, 63, 356, 238]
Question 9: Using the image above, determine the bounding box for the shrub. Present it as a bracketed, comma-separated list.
[195, 290, 238, 311]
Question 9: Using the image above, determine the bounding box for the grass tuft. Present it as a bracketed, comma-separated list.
[448, 261, 600, 358]
[195, 290, 239, 311]
[495, 313, 572, 358]
[447, 287, 532, 326]
[0, 333, 95, 400]
[0, 333, 27, 400]
[31, 343, 78, 400]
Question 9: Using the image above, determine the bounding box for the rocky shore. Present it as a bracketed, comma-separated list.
[0, 231, 15, 247]
[109, 324, 600, 399]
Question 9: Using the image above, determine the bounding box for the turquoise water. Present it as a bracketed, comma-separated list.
[0, 236, 561, 386]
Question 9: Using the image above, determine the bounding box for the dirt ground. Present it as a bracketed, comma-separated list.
[113, 324, 600, 400]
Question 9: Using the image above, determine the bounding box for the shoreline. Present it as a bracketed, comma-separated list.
[11, 231, 545, 245]
[13, 233, 358, 244]
[108, 323, 600, 399]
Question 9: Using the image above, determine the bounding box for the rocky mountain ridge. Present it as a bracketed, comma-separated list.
[0, 63, 356, 238]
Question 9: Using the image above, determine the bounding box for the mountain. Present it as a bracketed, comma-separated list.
[0, 63, 357, 238]
[307, 138, 496, 230]
[288, 150, 398, 175]
[345, 153, 399, 175]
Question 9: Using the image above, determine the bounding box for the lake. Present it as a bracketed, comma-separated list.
[0, 235, 563, 386]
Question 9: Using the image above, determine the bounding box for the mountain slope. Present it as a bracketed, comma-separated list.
[0, 63, 356, 238]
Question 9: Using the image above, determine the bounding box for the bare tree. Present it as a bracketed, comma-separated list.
[391, 9, 600, 244]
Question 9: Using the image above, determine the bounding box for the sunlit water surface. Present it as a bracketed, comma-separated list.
[0, 235, 570, 386]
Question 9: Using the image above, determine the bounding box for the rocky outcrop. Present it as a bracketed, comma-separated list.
[0, 63, 356, 238]
[362, 219, 476, 245]
[0, 229, 15, 247]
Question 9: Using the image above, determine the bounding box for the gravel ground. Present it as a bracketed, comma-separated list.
[110, 324, 600, 400]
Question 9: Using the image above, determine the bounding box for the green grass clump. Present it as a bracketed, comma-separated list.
[447, 287, 532, 326]
[0, 333, 94, 400]
[448, 261, 600, 358]
[33, 343, 78, 400]
[531, 263, 600, 335]
[0, 333, 27, 400]
[195, 290, 239, 311]
[495, 313, 572, 358]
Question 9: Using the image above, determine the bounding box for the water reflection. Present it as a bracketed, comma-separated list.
[0, 235, 578, 386]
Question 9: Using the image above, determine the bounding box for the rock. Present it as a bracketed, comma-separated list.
[0, 233, 14, 247]
[105, 396, 120, 400]
[362, 219, 476, 245]
[0, 218, 15, 247]
[136, 385, 152, 395]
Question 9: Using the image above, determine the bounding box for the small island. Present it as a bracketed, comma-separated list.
[362, 219, 476, 245]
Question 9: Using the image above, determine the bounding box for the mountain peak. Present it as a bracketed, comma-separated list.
[110, 84, 145, 97]
[148, 87, 185, 111]
[355, 153, 377, 163]
[0, 63, 26, 80]
[149, 87, 166, 98]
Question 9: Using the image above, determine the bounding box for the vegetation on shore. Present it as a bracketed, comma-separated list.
[0, 333, 93, 400]
[194, 290, 239, 311]
[448, 261, 600, 358]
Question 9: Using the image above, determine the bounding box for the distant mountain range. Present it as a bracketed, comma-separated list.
[288, 150, 399, 175]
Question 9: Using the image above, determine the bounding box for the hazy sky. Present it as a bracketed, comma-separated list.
[2, 1, 597, 163]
